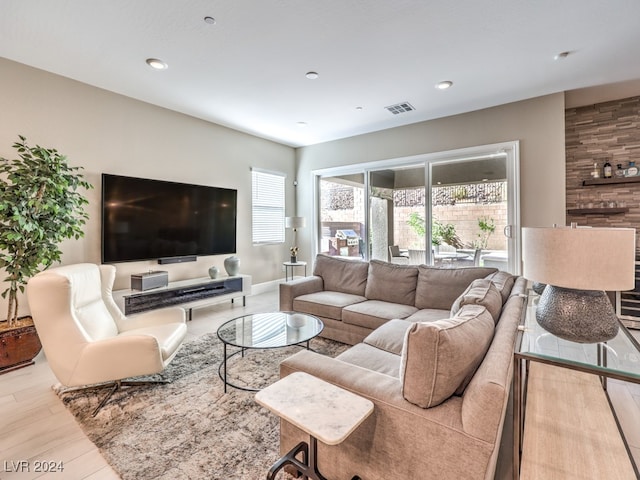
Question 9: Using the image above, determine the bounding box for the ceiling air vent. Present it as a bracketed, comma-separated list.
[385, 102, 415, 115]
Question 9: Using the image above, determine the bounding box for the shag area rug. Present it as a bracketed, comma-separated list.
[54, 334, 348, 480]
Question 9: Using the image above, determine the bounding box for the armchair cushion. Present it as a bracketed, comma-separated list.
[400, 305, 494, 408]
[119, 323, 187, 361]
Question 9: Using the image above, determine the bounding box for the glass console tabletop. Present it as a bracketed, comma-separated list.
[517, 293, 640, 382]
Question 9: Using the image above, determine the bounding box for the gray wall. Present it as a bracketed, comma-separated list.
[0, 57, 296, 319]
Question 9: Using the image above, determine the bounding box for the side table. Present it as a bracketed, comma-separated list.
[514, 291, 640, 479]
[255, 371, 373, 480]
[283, 261, 307, 281]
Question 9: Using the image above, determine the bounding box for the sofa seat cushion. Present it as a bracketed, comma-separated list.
[363, 319, 414, 355]
[405, 308, 450, 323]
[450, 278, 503, 323]
[365, 260, 418, 306]
[400, 304, 495, 408]
[342, 300, 418, 330]
[336, 343, 401, 378]
[293, 291, 367, 321]
[313, 254, 369, 296]
[415, 266, 498, 310]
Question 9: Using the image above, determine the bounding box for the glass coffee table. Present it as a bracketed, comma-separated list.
[217, 311, 324, 392]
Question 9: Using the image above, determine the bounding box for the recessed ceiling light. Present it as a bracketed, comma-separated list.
[297, 122, 308, 127]
[305, 72, 319, 80]
[146, 58, 168, 70]
[355, 106, 363, 111]
[436, 80, 453, 90]
[554, 51, 570, 60]
[204, 16, 216, 25]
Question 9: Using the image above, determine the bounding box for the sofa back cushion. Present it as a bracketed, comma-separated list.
[365, 260, 419, 306]
[485, 271, 516, 304]
[399, 304, 495, 408]
[313, 254, 369, 296]
[450, 278, 503, 323]
[415, 266, 498, 310]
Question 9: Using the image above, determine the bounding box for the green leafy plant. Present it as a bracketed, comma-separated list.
[0, 136, 93, 326]
[472, 216, 496, 250]
[407, 212, 462, 248]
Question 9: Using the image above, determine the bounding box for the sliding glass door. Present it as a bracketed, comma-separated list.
[313, 141, 520, 274]
[317, 174, 366, 258]
[428, 154, 515, 271]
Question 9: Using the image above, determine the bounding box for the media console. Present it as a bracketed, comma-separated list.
[113, 274, 252, 320]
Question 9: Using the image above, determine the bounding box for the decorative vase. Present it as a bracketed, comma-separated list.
[208, 266, 219, 279]
[224, 256, 240, 276]
[290, 256, 297, 263]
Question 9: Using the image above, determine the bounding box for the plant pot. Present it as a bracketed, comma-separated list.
[290, 256, 297, 263]
[0, 318, 42, 374]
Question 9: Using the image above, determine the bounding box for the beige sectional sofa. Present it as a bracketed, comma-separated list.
[278, 254, 528, 480]
[280, 254, 504, 345]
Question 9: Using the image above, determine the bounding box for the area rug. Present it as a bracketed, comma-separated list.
[54, 334, 349, 480]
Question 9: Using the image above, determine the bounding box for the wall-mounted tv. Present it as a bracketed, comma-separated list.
[101, 174, 237, 263]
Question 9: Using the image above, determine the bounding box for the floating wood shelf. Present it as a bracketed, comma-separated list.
[582, 176, 640, 186]
[567, 207, 630, 215]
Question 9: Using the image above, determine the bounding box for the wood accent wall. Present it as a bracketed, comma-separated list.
[565, 96, 640, 246]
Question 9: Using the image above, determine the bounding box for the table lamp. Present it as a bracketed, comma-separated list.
[285, 216, 306, 262]
[522, 224, 636, 343]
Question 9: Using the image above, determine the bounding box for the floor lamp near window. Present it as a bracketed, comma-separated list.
[286, 216, 306, 263]
[522, 224, 636, 343]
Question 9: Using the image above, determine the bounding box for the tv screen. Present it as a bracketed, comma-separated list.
[101, 174, 237, 263]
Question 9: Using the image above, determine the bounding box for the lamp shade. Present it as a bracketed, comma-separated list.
[285, 216, 306, 229]
[522, 226, 636, 291]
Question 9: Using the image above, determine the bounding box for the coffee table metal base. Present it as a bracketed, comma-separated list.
[218, 341, 311, 393]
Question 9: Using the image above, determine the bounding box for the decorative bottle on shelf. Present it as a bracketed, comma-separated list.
[603, 159, 612, 178]
[625, 161, 639, 177]
[591, 162, 600, 178]
[615, 164, 625, 177]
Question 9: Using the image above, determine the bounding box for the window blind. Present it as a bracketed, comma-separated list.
[252, 168, 285, 244]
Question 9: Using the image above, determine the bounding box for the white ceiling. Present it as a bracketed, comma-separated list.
[2, 0, 640, 147]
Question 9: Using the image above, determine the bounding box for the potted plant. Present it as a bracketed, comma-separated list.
[0, 135, 92, 373]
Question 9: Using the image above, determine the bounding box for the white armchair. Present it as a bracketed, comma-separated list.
[27, 263, 187, 415]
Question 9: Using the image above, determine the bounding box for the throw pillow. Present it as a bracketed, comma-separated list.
[364, 260, 419, 306]
[313, 254, 369, 296]
[450, 278, 503, 323]
[485, 271, 516, 304]
[399, 304, 495, 408]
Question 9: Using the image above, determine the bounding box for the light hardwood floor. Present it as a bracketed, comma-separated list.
[2, 289, 640, 479]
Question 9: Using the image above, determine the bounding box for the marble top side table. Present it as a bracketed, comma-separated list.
[255, 371, 374, 480]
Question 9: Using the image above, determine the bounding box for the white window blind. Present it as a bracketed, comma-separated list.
[252, 168, 285, 244]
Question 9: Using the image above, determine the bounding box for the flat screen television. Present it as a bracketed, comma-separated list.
[101, 174, 237, 263]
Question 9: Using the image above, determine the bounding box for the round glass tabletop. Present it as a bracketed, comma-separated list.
[217, 311, 324, 349]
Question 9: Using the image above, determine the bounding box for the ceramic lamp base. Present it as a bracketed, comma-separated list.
[536, 285, 619, 343]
